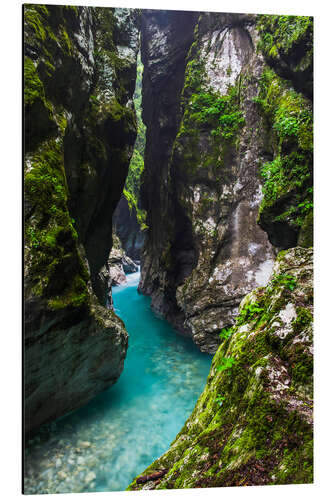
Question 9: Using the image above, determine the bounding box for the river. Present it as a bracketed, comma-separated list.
[24, 270, 212, 494]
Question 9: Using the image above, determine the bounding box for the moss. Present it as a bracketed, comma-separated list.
[256, 15, 313, 99]
[92, 8, 138, 105]
[292, 307, 313, 334]
[257, 15, 313, 61]
[122, 53, 146, 228]
[297, 210, 313, 248]
[24, 57, 44, 106]
[24, 55, 57, 152]
[272, 430, 313, 484]
[254, 68, 313, 246]
[25, 137, 89, 310]
[24, 4, 49, 42]
[171, 29, 244, 185]
[48, 275, 88, 310]
[24, 4, 77, 56]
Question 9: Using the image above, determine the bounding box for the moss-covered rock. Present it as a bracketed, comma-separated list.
[113, 54, 147, 260]
[24, 4, 139, 432]
[254, 65, 313, 248]
[139, 12, 276, 352]
[128, 247, 313, 489]
[256, 15, 313, 99]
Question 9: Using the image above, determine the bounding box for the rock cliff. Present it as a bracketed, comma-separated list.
[139, 11, 313, 353]
[129, 10, 313, 490]
[24, 5, 139, 432]
[113, 194, 145, 260]
[129, 246, 313, 489]
[98, 235, 138, 308]
[113, 55, 147, 260]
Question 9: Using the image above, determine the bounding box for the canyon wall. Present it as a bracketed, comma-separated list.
[139, 11, 313, 353]
[113, 53, 146, 261]
[129, 11, 313, 489]
[24, 5, 139, 432]
[113, 194, 144, 260]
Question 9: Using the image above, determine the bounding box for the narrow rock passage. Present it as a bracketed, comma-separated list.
[24, 270, 212, 494]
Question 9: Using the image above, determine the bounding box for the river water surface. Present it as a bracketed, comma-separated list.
[24, 271, 212, 494]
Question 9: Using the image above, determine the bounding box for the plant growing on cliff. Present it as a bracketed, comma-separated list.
[173, 34, 246, 179]
[236, 301, 264, 325]
[215, 394, 226, 406]
[257, 15, 313, 63]
[254, 66, 313, 241]
[219, 326, 234, 340]
[268, 273, 297, 291]
[217, 357, 237, 372]
[188, 87, 245, 142]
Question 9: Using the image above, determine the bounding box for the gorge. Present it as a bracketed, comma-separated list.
[24, 4, 313, 492]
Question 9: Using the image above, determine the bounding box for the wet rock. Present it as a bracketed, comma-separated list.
[113, 194, 145, 260]
[122, 255, 139, 274]
[97, 234, 139, 304]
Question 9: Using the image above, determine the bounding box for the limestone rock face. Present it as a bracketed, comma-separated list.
[113, 194, 145, 260]
[97, 235, 139, 307]
[24, 5, 139, 432]
[139, 12, 312, 353]
[139, 12, 276, 352]
[129, 247, 313, 489]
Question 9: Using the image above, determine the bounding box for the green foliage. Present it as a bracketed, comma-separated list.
[219, 326, 234, 340]
[217, 356, 237, 372]
[237, 301, 264, 325]
[298, 193, 313, 215]
[26, 227, 39, 248]
[214, 394, 226, 406]
[125, 150, 144, 201]
[182, 40, 206, 97]
[25, 138, 89, 308]
[257, 15, 313, 61]
[269, 273, 297, 291]
[254, 68, 313, 240]
[260, 155, 283, 200]
[189, 89, 245, 141]
[292, 307, 313, 334]
[172, 31, 245, 181]
[273, 115, 299, 138]
[255, 17, 313, 245]
[24, 56, 44, 106]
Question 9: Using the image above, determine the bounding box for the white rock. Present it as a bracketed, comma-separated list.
[79, 441, 91, 448]
[85, 471, 96, 483]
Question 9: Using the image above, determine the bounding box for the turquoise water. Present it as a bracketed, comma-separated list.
[24, 271, 212, 494]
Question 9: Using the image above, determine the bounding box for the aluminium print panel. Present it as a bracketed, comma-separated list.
[23, 2, 313, 494]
